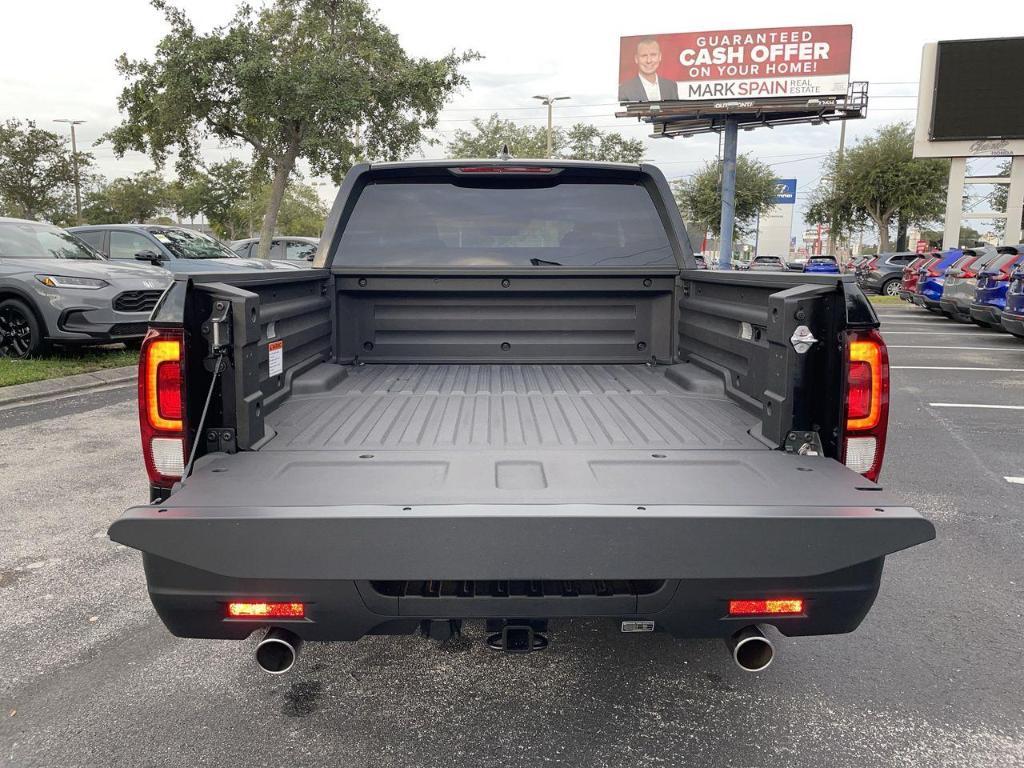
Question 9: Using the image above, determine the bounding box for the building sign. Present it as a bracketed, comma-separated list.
[773, 178, 797, 205]
[618, 25, 852, 102]
[757, 179, 798, 257]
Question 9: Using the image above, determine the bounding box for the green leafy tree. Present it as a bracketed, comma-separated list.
[236, 180, 329, 238]
[992, 159, 1023, 239]
[107, 0, 477, 259]
[0, 119, 91, 224]
[172, 160, 267, 239]
[671, 154, 778, 239]
[83, 171, 171, 224]
[806, 123, 948, 252]
[447, 114, 645, 162]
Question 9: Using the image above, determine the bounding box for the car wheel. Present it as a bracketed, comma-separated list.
[0, 298, 48, 359]
[882, 279, 900, 297]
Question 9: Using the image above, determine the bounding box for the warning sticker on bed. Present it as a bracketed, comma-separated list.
[268, 340, 284, 376]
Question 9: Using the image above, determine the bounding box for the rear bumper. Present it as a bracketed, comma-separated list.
[969, 303, 1002, 326]
[141, 554, 889, 641]
[110, 500, 934, 641]
[939, 298, 969, 318]
[1001, 310, 1024, 338]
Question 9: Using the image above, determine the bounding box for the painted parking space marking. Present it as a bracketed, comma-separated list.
[928, 403, 1024, 410]
[1006, 477, 1024, 485]
[891, 366, 1024, 372]
[888, 345, 1024, 351]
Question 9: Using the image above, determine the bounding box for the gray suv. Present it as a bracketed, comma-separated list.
[856, 252, 918, 296]
[0, 218, 171, 358]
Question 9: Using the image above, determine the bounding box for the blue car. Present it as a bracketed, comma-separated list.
[969, 245, 1024, 329]
[1000, 258, 1024, 341]
[803, 255, 840, 273]
[913, 249, 962, 312]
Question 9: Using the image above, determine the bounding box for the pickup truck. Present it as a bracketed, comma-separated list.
[109, 160, 934, 674]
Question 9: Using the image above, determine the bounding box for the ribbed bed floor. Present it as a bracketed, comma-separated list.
[263, 363, 761, 452]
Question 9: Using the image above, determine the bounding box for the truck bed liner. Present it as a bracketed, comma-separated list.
[264, 362, 762, 452]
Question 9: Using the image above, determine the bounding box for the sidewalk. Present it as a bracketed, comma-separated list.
[0, 365, 137, 409]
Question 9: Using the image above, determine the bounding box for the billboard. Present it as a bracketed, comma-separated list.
[618, 25, 852, 103]
[930, 37, 1024, 141]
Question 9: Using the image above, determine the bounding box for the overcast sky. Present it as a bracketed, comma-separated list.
[1, 1, 1018, 237]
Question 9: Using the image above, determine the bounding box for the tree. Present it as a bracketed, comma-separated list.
[992, 159, 1024, 239]
[919, 225, 982, 249]
[671, 154, 778, 239]
[806, 122, 948, 252]
[172, 160, 266, 239]
[107, 0, 477, 259]
[0, 119, 91, 224]
[447, 114, 645, 163]
[83, 171, 172, 224]
[236, 179, 329, 238]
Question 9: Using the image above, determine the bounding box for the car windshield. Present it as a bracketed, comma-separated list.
[150, 228, 237, 259]
[0, 221, 102, 260]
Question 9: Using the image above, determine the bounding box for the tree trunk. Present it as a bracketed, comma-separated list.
[873, 214, 892, 252]
[256, 140, 300, 259]
[895, 213, 908, 252]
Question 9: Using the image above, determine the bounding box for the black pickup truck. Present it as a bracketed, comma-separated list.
[109, 160, 934, 674]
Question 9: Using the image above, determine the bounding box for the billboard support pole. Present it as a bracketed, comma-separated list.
[942, 157, 967, 250]
[719, 118, 738, 269]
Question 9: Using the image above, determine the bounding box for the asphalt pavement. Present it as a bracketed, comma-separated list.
[1, 304, 1022, 767]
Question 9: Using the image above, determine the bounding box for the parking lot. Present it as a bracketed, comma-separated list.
[0, 300, 1020, 767]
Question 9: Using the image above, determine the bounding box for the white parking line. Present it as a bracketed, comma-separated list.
[1006, 477, 1024, 485]
[888, 345, 1024, 351]
[929, 403, 1024, 410]
[891, 366, 1024, 372]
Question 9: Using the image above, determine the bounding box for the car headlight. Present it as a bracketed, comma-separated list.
[35, 275, 109, 290]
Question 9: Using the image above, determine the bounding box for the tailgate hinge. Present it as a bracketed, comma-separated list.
[205, 427, 237, 455]
[202, 299, 233, 360]
[783, 430, 824, 456]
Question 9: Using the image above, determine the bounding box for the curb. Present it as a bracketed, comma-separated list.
[0, 365, 137, 409]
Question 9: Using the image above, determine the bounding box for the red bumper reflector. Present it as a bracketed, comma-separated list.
[227, 602, 305, 619]
[728, 599, 804, 616]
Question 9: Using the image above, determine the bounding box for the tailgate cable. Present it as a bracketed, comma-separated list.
[183, 352, 226, 480]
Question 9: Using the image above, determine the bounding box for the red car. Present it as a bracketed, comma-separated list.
[899, 255, 932, 302]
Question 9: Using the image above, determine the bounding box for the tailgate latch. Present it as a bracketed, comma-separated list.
[789, 325, 818, 354]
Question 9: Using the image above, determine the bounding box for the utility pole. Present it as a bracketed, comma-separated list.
[532, 95, 570, 158]
[54, 119, 86, 224]
[827, 119, 847, 257]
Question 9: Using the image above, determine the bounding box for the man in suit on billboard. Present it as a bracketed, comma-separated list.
[619, 38, 679, 102]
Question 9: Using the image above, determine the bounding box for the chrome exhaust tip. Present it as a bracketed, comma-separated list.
[255, 627, 303, 675]
[726, 625, 775, 672]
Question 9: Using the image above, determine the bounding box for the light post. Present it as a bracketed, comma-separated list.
[531, 95, 570, 158]
[54, 119, 86, 224]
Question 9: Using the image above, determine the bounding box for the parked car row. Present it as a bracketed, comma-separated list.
[0, 218, 320, 359]
[739, 255, 840, 273]
[858, 245, 1024, 341]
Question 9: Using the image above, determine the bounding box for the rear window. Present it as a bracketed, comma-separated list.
[335, 179, 674, 267]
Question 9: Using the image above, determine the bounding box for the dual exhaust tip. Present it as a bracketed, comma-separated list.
[254, 624, 775, 674]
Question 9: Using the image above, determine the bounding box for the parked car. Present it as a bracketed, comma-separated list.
[69, 225, 303, 273]
[108, 158, 933, 675]
[0, 217, 171, 358]
[913, 249, 962, 312]
[939, 246, 999, 322]
[898, 255, 931, 302]
[748, 255, 786, 271]
[856, 252, 918, 296]
[803, 255, 840, 274]
[230, 236, 319, 265]
[1001, 260, 1024, 340]
[692, 253, 708, 269]
[969, 245, 1024, 329]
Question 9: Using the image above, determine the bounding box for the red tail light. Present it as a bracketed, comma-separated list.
[138, 327, 186, 489]
[454, 166, 555, 174]
[843, 329, 889, 482]
[227, 602, 305, 619]
[728, 599, 804, 616]
[864, 257, 878, 270]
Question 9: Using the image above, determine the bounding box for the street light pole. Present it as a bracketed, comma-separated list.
[532, 95, 570, 158]
[54, 119, 86, 224]
[827, 119, 847, 257]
